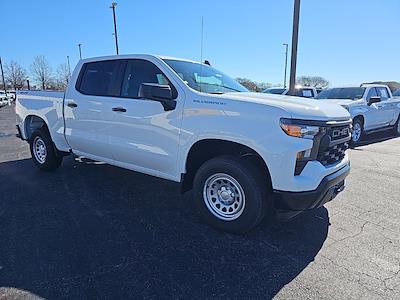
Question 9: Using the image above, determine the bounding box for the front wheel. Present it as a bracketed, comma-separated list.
[351, 119, 363, 144]
[29, 128, 63, 171]
[192, 156, 272, 234]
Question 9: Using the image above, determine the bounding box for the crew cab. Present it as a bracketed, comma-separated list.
[263, 87, 318, 98]
[316, 84, 400, 143]
[16, 55, 351, 233]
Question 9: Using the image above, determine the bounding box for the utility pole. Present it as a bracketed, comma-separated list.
[78, 43, 83, 59]
[27, 78, 30, 90]
[0, 57, 7, 97]
[283, 43, 289, 88]
[110, 2, 119, 55]
[288, 0, 301, 95]
[67, 56, 71, 82]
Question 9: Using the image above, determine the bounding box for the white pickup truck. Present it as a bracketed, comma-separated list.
[16, 54, 351, 233]
[316, 84, 400, 143]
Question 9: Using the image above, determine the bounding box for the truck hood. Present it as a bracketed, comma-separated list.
[314, 99, 358, 107]
[224, 92, 351, 121]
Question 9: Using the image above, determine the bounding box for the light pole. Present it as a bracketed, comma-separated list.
[288, 0, 301, 95]
[0, 57, 7, 97]
[283, 43, 289, 88]
[110, 2, 119, 55]
[78, 43, 83, 59]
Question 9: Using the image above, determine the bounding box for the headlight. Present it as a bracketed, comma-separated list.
[280, 118, 324, 139]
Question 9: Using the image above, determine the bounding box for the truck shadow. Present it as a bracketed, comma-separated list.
[351, 130, 399, 149]
[0, 156, 329, 299]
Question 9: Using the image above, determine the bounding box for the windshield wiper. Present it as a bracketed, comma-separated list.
[200, 83, 242, 93]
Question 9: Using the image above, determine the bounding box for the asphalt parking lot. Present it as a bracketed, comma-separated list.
[0, 104, 399, 299]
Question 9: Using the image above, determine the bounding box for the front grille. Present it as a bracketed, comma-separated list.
[327, 125, 351, 141]
[317, 141, 349, 166]
[316, 123, 351, 166]
[293, 120, 351, 175]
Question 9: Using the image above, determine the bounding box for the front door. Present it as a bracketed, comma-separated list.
[108, 59, 184, 180]
[364, 87, 389, 130]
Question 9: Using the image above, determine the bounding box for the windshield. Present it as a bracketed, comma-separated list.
[316, 87, 366, 100]
[393, 89, 400, 97]
[163, 59, 248, 94]
[263, 88, 286, 95]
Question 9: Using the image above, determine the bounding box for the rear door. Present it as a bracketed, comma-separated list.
[376, 86, 396, 126]
[64, 59, 125, 160]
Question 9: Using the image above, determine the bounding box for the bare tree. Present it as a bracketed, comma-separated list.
[5, 60, 27, 90]
[297, 76, 329, 89]
[55, 63, 71, 90]
[30, 55, 52, 90]
[236, 78, 272, 92]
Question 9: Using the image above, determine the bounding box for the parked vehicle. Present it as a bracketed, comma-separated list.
[16, 55, 351, 233]
[316, 84, 400, 144]
[0, 91, 8, 100]
[393, 89, 400, 98]
[0, 92, 9, 107]
[263, 87, 318, 98]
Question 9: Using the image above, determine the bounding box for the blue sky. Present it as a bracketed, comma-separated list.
[1, 0, 399, 86]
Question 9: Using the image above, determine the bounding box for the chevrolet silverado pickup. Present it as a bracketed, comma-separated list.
[316, 84, 400, 143]
[16, 55, 351, 233]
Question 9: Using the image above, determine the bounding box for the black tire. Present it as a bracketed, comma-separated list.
[351, 118, 364, 145]
[29, 128, 63, 171]
[192, 155, 272, 234]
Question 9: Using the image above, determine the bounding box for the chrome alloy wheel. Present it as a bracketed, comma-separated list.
[203, 173, 245, 221]
[33, 136, 47, 164]
[397, 120, 400, 134]
[352, 122, 362, 142]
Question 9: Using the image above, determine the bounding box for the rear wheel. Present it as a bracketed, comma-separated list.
[29, 128, 63, 171]
[351, 118, 364, 144]
[192, 155, 272, 234]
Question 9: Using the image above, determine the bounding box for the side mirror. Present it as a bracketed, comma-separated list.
[138, 83, 176, 111]
[368, 96, 381, 105]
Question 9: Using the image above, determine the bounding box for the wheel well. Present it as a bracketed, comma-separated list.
[24, 115, 48, 140]
[353, 115, 364, 126]
[181, 139, 272, 193]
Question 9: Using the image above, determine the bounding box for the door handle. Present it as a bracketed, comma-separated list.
[67, 102, 78, 108]
[112, 107, 127, 112]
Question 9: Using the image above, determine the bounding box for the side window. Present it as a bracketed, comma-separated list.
[78, 60, 123, 96]
[376, 87, 389, 100]
[366, 87, 378, 100]
[301, 89, 314, 98]
[121, 60, 175, 98]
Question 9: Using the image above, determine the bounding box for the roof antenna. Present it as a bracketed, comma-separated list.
[200, 16, 204, 65]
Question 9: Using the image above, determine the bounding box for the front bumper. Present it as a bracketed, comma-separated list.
[273, 162, 350, 213]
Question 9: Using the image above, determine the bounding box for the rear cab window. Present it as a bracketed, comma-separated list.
[76, 60, 125, 96]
